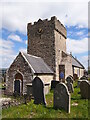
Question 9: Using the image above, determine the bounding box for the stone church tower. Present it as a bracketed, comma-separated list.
[27, 16, 72, 80]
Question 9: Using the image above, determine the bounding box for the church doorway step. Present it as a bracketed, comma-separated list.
[14, 72, 23, 95]
[59, 65, 65, 82]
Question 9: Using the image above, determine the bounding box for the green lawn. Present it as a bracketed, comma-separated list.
[0, 83, 5, 89]
[0, 83, 3, 89]
[2, 81, 89, 119]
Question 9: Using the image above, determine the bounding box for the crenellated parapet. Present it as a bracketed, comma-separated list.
[27, 16, 67, 39]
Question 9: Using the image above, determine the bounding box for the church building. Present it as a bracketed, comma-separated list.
[6, 16, 85, 95]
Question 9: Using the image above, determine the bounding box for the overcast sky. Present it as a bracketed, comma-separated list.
[0, 0, 89, 69]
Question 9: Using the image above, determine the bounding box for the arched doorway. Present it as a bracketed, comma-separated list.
[14, 72, 23, 95]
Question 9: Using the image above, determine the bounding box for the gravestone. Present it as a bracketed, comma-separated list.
[54, 83, 70, 113]
[80, 80, 90, 99]
[77, 80, 82, 88]
[32, 77, 46, 105]
[66, 82, 74, 93]
[80, 76, 88, 80]
[51, 80, 59, 90]
[66, 76, 73, 84]
[68, 75, 73, 79]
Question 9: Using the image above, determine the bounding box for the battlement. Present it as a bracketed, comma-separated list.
[27, 16, 67, 39]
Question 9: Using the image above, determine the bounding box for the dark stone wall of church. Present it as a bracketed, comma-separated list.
[27, 17, 56, 74]
[6, 52, 33, 95]
[27, 16, 67, 79]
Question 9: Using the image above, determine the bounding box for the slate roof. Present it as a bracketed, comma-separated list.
[21, 52, 54, 74]
[62, 51, 84, 69]
[71, 55, 85, 69]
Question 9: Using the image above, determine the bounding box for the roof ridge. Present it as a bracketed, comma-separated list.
[71, 54, 85, 69]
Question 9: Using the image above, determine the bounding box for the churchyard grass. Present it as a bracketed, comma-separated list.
[2, 81, 89, 119]
[0, 83, 2, 89]
[0, 83, 5, 89]
[88, 78, 90, 81]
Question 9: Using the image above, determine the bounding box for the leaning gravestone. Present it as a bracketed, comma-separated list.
[51, 80, 59, 90]
[66, 76, 73, 84]
[32, 77, 46, 105]
[66, 82, 74, 93]
[54, 83, 70, 113]
[80, 80, 90, 99]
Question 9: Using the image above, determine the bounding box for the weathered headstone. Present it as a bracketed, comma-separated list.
[68, 75, 73, 79]
[80, 80, 90, 99]
[32, 77, 46, 105]
[54, 83, 70, 113]
[66, 76, 73, 84]
[66, 82, 74, 93]
[80, 76, 88, 80]
[51, 80, 59, 90]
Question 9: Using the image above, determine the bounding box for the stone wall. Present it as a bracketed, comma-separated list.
[33, 74, 53, 85]
[60, 52, 73, 79]
[6, 52, 33, 95]
[27, 17, 56, 74]
[33, 74, 53, 95]
[27, 16, 67, 79]
[80, 69, 84, 78]
[65, 56, 73, 79]
[54, 29, 67, 80]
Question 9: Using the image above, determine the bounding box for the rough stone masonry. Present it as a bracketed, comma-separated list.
[27, 16, 73, 80]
